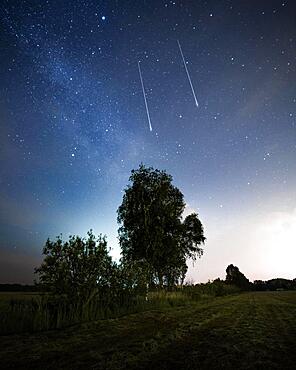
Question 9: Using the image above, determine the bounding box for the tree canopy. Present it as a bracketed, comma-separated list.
[34, 230, 115, 303]
[117, 164, 205, 287]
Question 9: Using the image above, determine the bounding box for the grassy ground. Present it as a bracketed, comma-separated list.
[0, 291, 296, 369]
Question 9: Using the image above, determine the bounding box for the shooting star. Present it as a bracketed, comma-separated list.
[177, 40, 199, 108]
[137, 61, 153, 132]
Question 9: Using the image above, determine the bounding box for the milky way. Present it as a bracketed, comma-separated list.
[0, 0, 295, 283]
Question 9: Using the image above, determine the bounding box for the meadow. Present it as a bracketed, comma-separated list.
[1, 291, 296, 369]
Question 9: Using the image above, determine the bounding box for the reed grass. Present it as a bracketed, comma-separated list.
[0, 281, 240, 334]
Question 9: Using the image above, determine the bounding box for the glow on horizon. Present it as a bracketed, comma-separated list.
[255, 209, 296, 278]
[187, 208, 296, 283]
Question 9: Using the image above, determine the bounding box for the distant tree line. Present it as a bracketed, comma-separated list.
[253, 278, 296, 291]
[0, 284, 38, 292]
[223, 265, 296, 292]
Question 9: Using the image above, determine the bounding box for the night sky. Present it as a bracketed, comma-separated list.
[1, 1, 295, 284]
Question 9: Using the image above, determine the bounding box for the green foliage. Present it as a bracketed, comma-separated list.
[34, 230, 115, 303]
[180, 280, 240, 302]
[0, 292, 143, 334]
[225, 264, 252, 291]
[117, 164, 205, 287]
[117, 259, 150, 295]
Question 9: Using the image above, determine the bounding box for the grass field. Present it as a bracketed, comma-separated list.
[1, 291, 296, 369]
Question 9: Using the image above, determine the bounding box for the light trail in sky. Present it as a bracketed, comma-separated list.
[137, 61, 153, 131]
[177, 40, 199, 108]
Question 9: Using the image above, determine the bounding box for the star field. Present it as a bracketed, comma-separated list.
[0, 0, 295, 283]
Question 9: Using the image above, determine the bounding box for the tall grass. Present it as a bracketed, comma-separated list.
[0, 291, 146, 334]
[0, 281, 240, 335]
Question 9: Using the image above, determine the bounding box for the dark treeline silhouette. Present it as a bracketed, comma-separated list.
[0, 284, 38, 292]
[223, 264, 296, 292]
[253, 278, 296, 291]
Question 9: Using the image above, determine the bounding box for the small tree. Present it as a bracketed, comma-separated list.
[35, 230, 115, 303]
[225, 264, 251, 291]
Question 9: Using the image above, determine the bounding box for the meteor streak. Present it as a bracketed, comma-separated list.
[137, 61, 153, 132]
[177, 40, 199, 108]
